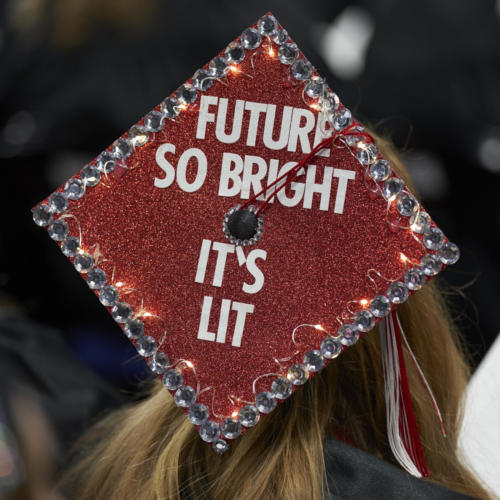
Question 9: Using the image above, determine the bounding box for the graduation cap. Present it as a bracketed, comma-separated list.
[32, 13, 459, 472]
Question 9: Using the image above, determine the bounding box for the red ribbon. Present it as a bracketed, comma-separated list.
[240, 121, 371, 215]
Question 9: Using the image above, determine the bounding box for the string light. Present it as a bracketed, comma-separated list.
[309, 103, 320, 111]
[142, 312, 153, 318]
[399, 252, 409, 263]
[185, 360, 194, 369]
[268, 47, 275, 57]
[314, 324, 325, 331]
[232, 410, 238, 418]
[115, 281, 125, 287]
[359, 299, 369, 307]
[229, 65, 240, 74]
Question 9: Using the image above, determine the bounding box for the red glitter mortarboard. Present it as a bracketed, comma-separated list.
[32, 13, 460, 456]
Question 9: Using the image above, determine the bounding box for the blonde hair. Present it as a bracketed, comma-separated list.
[60, 136, 492, 500]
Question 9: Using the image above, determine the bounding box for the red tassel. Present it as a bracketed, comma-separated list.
[380, 310, 432, 478]
[396, 312, 447, 439]
[392, 311, 430, 477]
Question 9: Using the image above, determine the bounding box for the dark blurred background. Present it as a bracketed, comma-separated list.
[0, 0, 499, 493]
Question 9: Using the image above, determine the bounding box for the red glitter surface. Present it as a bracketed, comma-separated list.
[34, 14, 449, 439]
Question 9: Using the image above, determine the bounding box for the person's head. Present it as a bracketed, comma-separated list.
[60, 134, 491, 500]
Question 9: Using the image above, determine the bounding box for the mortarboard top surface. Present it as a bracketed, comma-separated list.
[32, 13, 459, 450]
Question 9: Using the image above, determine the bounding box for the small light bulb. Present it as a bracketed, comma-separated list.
[232, 410, 238, 418]
[179, 103, 188, 111]
[400, 252, 408, 263]
[314, 324, 324, 331]
[185, 360, 194, 369]
[360, 299, 369, 307]
[268, 47, 275, 57]
[229, 65, 240, 74]
[115, 281, 124, 287]
[143, 312, 153, 318]
[310, 103, 320, 111]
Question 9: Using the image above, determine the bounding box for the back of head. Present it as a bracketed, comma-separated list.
[60, 135, 491, 500]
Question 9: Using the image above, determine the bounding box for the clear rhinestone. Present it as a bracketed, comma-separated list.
[111, 302, 132, 323]
[136, 335, 157, 357]
[396, 193, 418, 216]
[257, 14, 278, 36]
[238, 405, 260, 427]
[199, 420, 220, 443]
[303, 350, 324, 372]
[225, 42, 245, 63]
[338, 324, 360, 345]
[212, 439, 229, 454]
[404, 268, 426, 290]
[420, 254, 442, 276]
[369, 295, 391, 318]
[305, 76, 325, 98]
[386, 281, 409, 304]
[354, 311, 375, 332]
[255, 391, 277, 413]
[48, 219, 68, 241]
[344, 132, 364, 147]
[64, 178, 85, 200]
[438, 242, 460, 265]
[320, 337, 342, 359]
[161, 97, 180, 119]
[369, 159, 391, 182]
[112, 138, 132, 159]
[344, 134, 361, 148]
[382, 177, 404, 201]
[128, 125, 149, 147]
[99, 285, 119, 306]
[86, 268, 106, 289]
[287, 364, 309, 385]
[144, 110, 164, 132]
[148, 352, 169, 374]
[96, 151, 116, 174]
[33, 204, 53, 226]
[423, 227, 444, 250]
[81, 165, 101, 187]
[356, 143, 378, 165]
[273, 28, 288, 45]
[174, 385, 196, 407]
[188, 403, 209, 425]
[177, 84, 197, 105]
[192, 69, 213, 92]
[162, 369, 183, 390]
[48, 192, 68, 213]
[73, 253, 94, 273]
[271, 377, 292, 399]
[278, 43, 298, 64]
[331, 108, 352, 131]
[291, 59, 312, 80]
[241, 27, 261, 50]
[209, 56, 229, 78]
[221, 418, 242, 439]
[124, 318, 144, 339]
[318, 91, 339, 112]
[410, 211, 431, 234]
[61, 236, 80, 257]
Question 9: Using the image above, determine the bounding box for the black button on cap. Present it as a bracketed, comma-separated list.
[226, 208, 259, 240]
